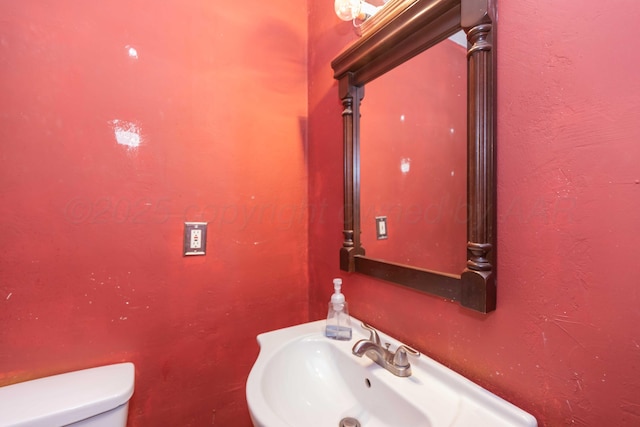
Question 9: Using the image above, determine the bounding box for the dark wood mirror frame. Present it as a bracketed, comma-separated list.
[331, 0, 496, 313]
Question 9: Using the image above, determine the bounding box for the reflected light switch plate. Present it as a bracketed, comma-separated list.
[376, 216, 388, 240]
[184, 222, 207, 256]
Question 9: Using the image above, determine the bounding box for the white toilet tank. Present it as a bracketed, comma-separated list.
[0, 362, 135, 427]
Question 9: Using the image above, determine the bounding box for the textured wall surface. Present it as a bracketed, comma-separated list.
[0, 1, 307, 425]
[308, 1, 640, 426]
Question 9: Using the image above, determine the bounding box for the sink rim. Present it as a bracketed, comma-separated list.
[246, 317, 538, 427]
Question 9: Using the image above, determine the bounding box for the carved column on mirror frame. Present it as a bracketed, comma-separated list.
[338, 74, 365, 272]
[461, 15, 496, 312]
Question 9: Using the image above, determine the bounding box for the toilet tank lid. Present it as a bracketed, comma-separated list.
[0, 362, 135, 427]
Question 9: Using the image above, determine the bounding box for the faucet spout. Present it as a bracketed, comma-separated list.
[351, 324, 419, 378]
[352, 339, 388, 363]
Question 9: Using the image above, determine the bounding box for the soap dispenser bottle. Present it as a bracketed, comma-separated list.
[325, 278, 352, 340]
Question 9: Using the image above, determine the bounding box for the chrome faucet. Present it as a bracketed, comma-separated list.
[352, 323, 420, 377]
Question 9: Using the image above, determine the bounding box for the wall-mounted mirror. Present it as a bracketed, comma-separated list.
[331, 0, 496, 313]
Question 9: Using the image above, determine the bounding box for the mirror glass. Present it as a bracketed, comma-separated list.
[359, 32, 468, 274]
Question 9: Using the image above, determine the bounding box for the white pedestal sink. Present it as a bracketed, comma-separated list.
[246, 318, 537, 427]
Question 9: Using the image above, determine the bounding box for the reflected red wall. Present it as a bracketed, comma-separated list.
[0, 1, 307, 425]
[360, 40, 467, 272]
[309, 1, 640, 426]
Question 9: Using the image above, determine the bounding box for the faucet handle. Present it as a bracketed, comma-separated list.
[361, 322, 381, 345]
[393, 345, 420, 367]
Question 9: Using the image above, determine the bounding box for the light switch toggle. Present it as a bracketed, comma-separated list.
[190, 229, 202, 249]
[184, 222, 207, 256]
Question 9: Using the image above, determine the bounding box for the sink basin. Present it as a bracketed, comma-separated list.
[246, 318, 537, 427]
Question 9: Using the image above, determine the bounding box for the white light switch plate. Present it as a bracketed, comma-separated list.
[184, 222, 207, 256]
[376, 216, 388, 240]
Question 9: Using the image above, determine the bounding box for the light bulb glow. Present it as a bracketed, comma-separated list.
[334, 0, 362, 21]
[334, 0, 380, 21]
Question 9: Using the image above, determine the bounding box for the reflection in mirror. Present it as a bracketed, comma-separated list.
[360, 33, 467, 274]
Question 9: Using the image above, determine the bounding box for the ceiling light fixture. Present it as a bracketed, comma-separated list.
[334, 0, 380, 21]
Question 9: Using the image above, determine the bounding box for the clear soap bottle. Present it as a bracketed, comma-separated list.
[325, 278, 352, 340]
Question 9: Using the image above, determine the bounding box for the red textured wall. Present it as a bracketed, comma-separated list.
[308, 1, 640, 426]
[0, 1, 307, 426]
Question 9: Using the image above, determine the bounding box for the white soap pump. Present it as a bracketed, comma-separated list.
[325, 278, 352, 340]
